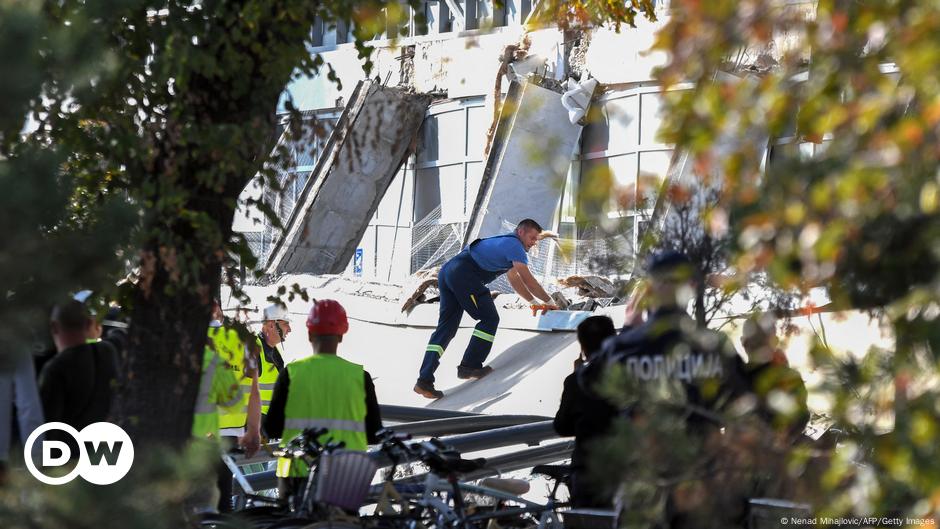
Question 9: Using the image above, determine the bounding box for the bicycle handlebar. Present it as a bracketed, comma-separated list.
[271, 427, 333, 459]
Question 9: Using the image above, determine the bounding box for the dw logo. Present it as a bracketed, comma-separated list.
[24, 422, 135, 485]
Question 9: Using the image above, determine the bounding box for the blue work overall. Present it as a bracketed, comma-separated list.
[418, 235, 515, 383]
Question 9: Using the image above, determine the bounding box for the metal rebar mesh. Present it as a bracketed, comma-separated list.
[410, 205, 466, 273]
[410, 210, 635, 293]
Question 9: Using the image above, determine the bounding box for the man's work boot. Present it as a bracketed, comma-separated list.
[414, 379, 444, 399]
[457, 365, 494, 380]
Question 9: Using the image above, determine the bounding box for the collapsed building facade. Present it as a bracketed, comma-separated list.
[224, 0, 868, 331]
[221, 3, 896, 491]
[234, 1, 684, 298]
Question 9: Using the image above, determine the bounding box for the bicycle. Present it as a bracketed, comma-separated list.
[200, 427, 350, 529]
[365, 434, 567, 529]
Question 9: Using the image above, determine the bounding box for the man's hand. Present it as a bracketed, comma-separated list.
[239, 430, 261, 458]
[625, 282, 649, 327]
[531, 303, 559, 316]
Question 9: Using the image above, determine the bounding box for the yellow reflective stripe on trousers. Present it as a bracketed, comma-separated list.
[426, 344, 445, 357]
[471, 329, 495, 342]
[470, 294, 478, 308]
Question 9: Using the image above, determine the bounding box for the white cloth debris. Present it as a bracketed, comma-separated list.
[560, 77, 598, 125]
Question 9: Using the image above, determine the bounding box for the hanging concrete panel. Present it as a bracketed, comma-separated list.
[465, 80, 584, 244]
[265, 81, 431, 275]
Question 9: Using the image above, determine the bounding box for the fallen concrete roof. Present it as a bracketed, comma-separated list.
[265, 81, 432, 275]
[246, 274, 622, 332]
[231, 276, 589, 418]
[465, 79, 585, 244]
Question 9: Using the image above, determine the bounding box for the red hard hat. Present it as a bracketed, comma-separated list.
[306, 299, 349, 336]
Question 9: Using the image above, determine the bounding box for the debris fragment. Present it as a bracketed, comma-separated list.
[557, 275, 616, 298]
[400, 267, 440, 313]
[550, 291, 570, 310]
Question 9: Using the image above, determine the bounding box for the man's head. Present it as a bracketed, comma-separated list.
[306, 299, 349, 353]
[576, 315, 616, 361]
[50, 300, 94, 352]
[262, 303, 292, 345]
[741, 313, 781, 364]
[514, 218, 543, 251]
[645, 250, 696, 311]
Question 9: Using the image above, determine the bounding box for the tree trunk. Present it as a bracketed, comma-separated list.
[115, 273, 215, 446]
[109, 3, 313, 447]
[113, 202, 234, 445]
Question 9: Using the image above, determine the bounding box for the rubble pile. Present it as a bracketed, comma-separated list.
[398, 270, 621, 313]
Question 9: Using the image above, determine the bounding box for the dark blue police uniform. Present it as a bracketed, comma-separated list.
[417, 233, 529, 383]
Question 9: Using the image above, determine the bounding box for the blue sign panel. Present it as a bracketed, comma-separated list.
[353, 248, 364, 277]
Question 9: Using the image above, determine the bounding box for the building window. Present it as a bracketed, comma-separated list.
[414, 98, 487, 224]
[575, 85, 673, 258]
[256, 109, 342, 264]
[411, 97, 486, 272]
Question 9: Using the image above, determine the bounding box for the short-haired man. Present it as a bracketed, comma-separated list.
[553, 315, 618, 508]
[40, 300, 119, 445]
[740, 314, 809, 441]
[414, 219, 558, 399]
[264, 299, 383, 506]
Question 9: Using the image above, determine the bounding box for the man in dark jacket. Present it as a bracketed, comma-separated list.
[582, 251, 752, 528]
[39, 300, 119, 447]
[553, 315, 617, 508]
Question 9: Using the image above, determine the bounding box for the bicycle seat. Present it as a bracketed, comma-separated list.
[479, 477, 530, 496]
[426, 453, 487, 475]
[532, 464, 571, 481]
[418, 439, 486, 475]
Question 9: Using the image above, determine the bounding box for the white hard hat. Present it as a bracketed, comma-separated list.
[263, 303, 289, 321]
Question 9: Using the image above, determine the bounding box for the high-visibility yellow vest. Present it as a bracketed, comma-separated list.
[255, 336, 280, 415]
[191, 346, 242, 439]
[276, 354, 368, 478]
[209, 326, 252, 430]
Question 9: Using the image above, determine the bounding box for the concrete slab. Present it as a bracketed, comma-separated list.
[234, 292, 579, 417]
[265, 82, 431, 275]
[465, 80, 584, 244]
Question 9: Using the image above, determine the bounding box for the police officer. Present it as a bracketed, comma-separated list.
[585, 250, 752, 528]
[264, 299, 382, 505]
[596, 251, 750, 425]
[414, 219, 557, 399]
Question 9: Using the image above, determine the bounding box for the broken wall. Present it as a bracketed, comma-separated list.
[466, 80, 584, 243]
[280, 28, 566, 112]
[266, 82, 431, 275]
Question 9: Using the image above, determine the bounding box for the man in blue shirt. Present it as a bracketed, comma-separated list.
[414, 219, 557, 399]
